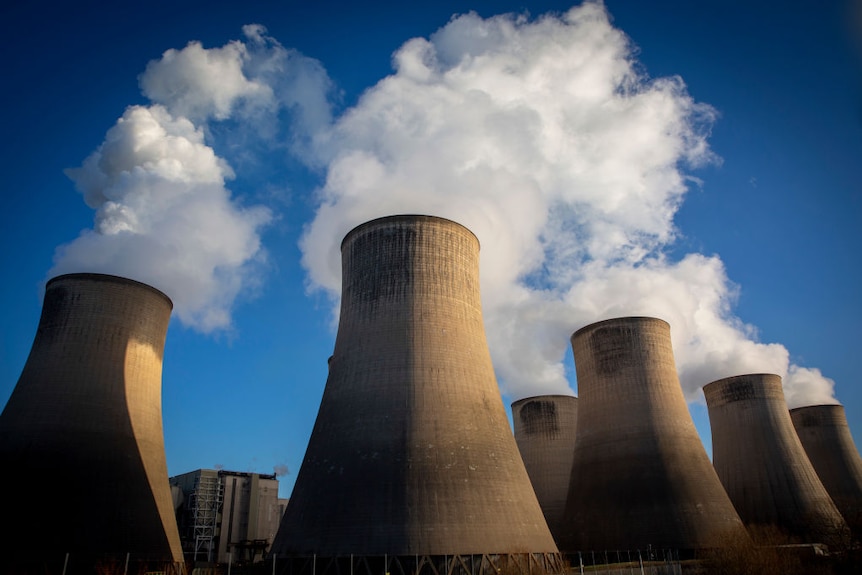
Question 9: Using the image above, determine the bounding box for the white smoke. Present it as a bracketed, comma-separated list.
[139, 36, 274, 122]
[51, 26, 320, 333]
[50, 4, 837, 407]
[297, 2, 837, 408]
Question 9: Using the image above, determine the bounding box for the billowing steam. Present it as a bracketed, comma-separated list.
[51, 2, 837, 407]
[297, 2, 836, 408]
[51, 25, 331, 333]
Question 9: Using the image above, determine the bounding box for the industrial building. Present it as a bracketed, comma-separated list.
[704, 374, 849, 544]
[170, 468, 288, 564]
[560, 316, 747, 552]
[511, 394, 578, 545]
[0, 273, 184, 573]
[271, 215, 561, 575]
[790, 404, 862, 537]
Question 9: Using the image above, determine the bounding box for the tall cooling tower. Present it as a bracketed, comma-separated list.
[560, 317, 746, 552]
[511, 395, 578, 545]
[271, 215, 561, 575]
[790, 404, 862, 536]
[0, 273, 183, 571]
[703, 374, 848, 544]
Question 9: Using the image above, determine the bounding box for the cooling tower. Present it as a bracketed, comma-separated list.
[704, 374, 849, 544]
[271, 215, 561, 575]
[790, 404, 862, 536]
[0, 273, 183, 571]
[560, 317, 746, 552]
[511, 395, 578, 544]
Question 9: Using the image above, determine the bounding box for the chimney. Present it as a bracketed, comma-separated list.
[511, 394, 578, 545]
[790, 404, 862, 537]
[561, 316, 746, 551]
[704, 374, 849, 544]
[0, 273, 183, 569]
[271, 215, 560, 574]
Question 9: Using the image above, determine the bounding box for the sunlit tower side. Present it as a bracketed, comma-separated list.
[0, 273, 184, 571]
[704, 374, 849, 544]
[560, 317, 747, 552]
[511, 394, 578, 545]
[790, 404, 862, 537]
[271, 215, 561, 575]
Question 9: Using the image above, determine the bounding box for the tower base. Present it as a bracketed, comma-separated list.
[271, 553, 565, 575]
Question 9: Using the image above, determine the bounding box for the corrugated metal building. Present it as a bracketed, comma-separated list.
[170, 468, 287, 564]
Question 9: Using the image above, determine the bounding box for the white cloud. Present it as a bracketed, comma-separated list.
[140, 24, 333, 150]
[52, 5, 836, 407]
[54, 104, 270, 333]
[140, 39, 272, 122]
[297, 1, 836, 407]
[52, 24, 337, 334]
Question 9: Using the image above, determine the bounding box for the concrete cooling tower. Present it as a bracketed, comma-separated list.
[0, 273, 183, 573]
[703, 374, 849, 544]
[560, 317, 746, 552]
[511, 395, 578, 545]
[271, 215, 561, 575]
[791, 404, 862, 536]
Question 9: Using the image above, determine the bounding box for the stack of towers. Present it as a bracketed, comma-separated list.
[703, 374, 848, 544]
[270, 215, 561, 575]
[0, 273, 183, 573]
[5, 221, 862, 571]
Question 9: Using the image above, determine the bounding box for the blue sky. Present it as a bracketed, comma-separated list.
[1, 1, 860, 499]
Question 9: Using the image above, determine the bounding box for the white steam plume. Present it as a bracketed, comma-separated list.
[298, 2, 836, 408]
[49, 25, 329, 332]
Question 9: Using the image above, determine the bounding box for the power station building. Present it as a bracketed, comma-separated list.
[703, 374, 849, 544]
[560, 317, 747, 552]
[170, 469, 288, 564]
[271, 215, 561, 575]
[0, 273, 184, 573]
[511, 395, 578, 545]
[790, 404, 862, 537]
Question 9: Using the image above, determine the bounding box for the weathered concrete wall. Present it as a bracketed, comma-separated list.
[0, 273, 183, 563]
[272, 215, 558, 557]
[512, 394, 578, 545]
[560, 317, 746, 552]
[704, 374, 848, 544]
[791, 404, 862, 537]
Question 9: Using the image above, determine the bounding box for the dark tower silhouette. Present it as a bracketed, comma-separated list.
[560, 317, 746, 552]
[0, 273, 183, 573]
[271, 215, 560, 575]
[511, 395, 578, 545]
[791, 404, 862, 537]
[704, 374, 849, 544]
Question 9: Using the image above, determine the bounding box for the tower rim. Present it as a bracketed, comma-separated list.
[511, 394, 578, 408]
[46, 272, 173, 310]
[702, 372, 782, 391]
[340, 214, 480, 252]
[789, 403, 844, 414]
[571, 315, 669, 340]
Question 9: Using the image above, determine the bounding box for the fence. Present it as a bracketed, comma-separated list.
[3, 553, 187, 575]
[182, 550, 680, 575]
[566, 549, 682, 575]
